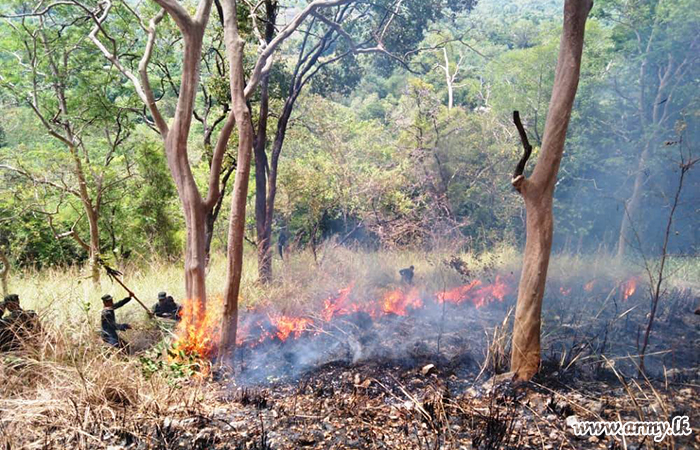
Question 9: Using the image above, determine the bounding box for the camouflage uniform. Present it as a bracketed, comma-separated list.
[100, 294, 132, 348]
[0, 294, 39, 351]
[152, 292, 181, 320]
[399, 266, 415, 285]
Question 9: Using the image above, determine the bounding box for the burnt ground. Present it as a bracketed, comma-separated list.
[92, 280, 698, 449]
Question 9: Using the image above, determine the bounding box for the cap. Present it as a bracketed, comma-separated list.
[158, 292, 167, 300]
[101, 294, 113, 303]
[4, 294, 19, 304]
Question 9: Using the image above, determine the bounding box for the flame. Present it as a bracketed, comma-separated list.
[268, 314, 314, 341]
[380, 287, 422, 316]
[436, 276, 512, 308]
[560, 286, 572, 296]
[622, 277, 638, 300]
[169, 297, 223, 375]
[321, 283, 357, 321]
[437, 280, 482, 304]
[584, 280, 596, 292]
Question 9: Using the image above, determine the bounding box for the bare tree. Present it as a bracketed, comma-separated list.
[612, 4, 699, 258]
[509, 0, 592, 381]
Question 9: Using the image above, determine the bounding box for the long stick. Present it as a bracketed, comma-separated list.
[100, 261, 155, 318]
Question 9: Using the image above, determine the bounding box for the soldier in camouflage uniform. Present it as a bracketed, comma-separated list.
[152, 291, 181, 320]
[0, 294, 39, 351]
[100, 293, 132, 349]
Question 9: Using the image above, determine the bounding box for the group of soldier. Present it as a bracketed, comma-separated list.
[0, 290, 180, 353]
[100, 291, 181, 350]
[2, 266, 418, 353]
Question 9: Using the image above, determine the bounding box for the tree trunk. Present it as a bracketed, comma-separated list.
[86, 207, 101, 285]
[510, 0, 592, 381]
[0, 250, 9, 296]
[162, 24, 211, 306]
[254, 1, 277, 284]
[255, 74, 273, 284]
[616, 140, 651, 258]
[218, 0, 254, 363]
[166, 136, 209, 305]
[69, 144, 101, 284]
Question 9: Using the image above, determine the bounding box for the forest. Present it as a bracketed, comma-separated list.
[0, 0, 698, 448]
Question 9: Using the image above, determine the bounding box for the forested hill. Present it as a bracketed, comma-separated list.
[0, 0, 697, 269]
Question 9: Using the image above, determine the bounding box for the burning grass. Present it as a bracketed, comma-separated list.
[2, 246, 699, 448]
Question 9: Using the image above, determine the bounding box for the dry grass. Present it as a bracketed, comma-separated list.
[2, 244, 694, 448]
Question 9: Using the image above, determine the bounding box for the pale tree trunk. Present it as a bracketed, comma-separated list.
[510, 0, 592, 381]
[218, 0, 255, 362]
[152, 0, 214, 306]
[0, 250, 9, 296]
[86, 208, 101, 284]
[69, 145, 102, 284]
[617, 140, 651, 257]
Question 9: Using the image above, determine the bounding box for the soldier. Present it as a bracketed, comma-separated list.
[399, 265, 415, 285]
[0, 294, 39, 351]
[278, 228, 289, 260]
[100, 293, 132, 349]
[152, 291, 181, 320]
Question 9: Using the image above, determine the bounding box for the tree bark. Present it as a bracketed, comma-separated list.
[218, 0, 255, 363]
[156, 2, 214, 306]
[0, 250, 9, 296]
[253, 1, 277, 284]
[617, 140, 651, 257]
[510, 0, 592, 381]
[254, 74, 273, 284]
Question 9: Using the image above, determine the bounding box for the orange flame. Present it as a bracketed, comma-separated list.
[437, 280, 482, 304]
[436, 276, 512, 308]
[584, 280, 596, 292]
[268, 314, 314, 341]
[622, 277, 638, 300]
[381, 287, 422, 316]
[321, 283, 357, 321]
[170, 297, 222, 374]
[172, 274, 520, 361]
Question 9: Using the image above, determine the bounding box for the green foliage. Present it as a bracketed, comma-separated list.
[139, 340, 209, 381]
[0, 0, 697, 266]
[131, 139, 182, 258]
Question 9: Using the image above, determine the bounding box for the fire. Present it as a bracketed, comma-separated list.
[437, 280, 481, 304]
[170, 272, 646, 368]
[622, 277, 638, 300]
[268, 314, 314, 341]
[170, 296, 222, 368]
[436, 276, 512, 308]
[380, 287, 422, 316]
[321, 283, 357, 321]
[584, 280, 596, 292]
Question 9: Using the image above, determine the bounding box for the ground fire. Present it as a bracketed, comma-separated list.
[170, 274, 644, 364]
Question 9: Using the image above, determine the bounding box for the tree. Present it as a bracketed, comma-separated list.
[253, 0, 470, 283]
[594, 0, 700, 257]
[0, 4, 135, 283]
[509, 0, 592, 381]
[85, 0, 234, 307]
[217, 0, 365, 362]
